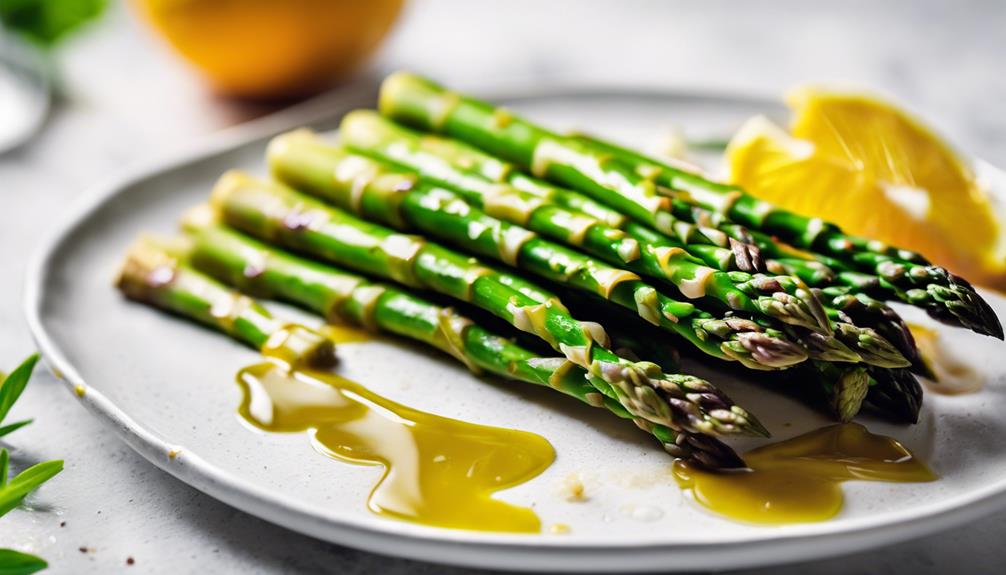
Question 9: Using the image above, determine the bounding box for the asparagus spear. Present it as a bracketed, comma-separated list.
[333, 112, 829, 334]
[209, 171, 766, 437]
[174, 223, 744, 467]
[264, 144, 815, 372]
[116, 237, 335, 370]
[377, 71, 1001, 340]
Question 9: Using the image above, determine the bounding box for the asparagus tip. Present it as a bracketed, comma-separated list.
[830, 366, 870, 423]
[866, 368, 923, 424]
[678, 433, 746, 469]
[834, 323, 911, 369]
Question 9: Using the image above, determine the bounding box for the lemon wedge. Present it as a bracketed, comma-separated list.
[727, 87, 1006, 288]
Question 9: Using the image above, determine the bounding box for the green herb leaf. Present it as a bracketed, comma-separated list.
[0, 0, 107, 48]
[0, 354, 39, 429]
[0, 449, 7, 487]
[0, 459, 62, 517]
[0, 421, 32, 438]
[0, 548, 47, 575]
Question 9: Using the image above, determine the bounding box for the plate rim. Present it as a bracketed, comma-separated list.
[22, 81, 1006, 572]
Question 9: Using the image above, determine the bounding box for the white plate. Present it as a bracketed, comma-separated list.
[24, 85, 1006, 572]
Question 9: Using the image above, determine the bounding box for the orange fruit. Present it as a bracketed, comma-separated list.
[134, 0, 403, 99]
[727, 87, 1006, 288]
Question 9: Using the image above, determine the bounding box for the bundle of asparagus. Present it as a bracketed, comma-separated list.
[376, 71, 1002, 340]
[115, 71, 999, 469]
[208, 171, 764, 438]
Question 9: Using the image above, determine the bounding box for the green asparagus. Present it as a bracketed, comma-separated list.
[865, 367, 924, 424]
[270, 129, 918, 373]
[572, 136, 1003, 340]
[172, 223, 745, 467]
[377, 71, 1001, 339]
[209, 171, 767, 437]
[116, 236, 335, 370]
[333, 111, 829, 333]
[265, 140, 817, 371]
[331, 114, 914, 369]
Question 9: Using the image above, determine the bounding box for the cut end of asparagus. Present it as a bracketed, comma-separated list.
[210, 170, 256, 209]
[179, 203, 219, 234]
[378, 71, 446, 131]
[833, 323, 910, 368]
[341, 109, 394, 151]
[115, 235, 188, 300]
[262, 324, 337, 370]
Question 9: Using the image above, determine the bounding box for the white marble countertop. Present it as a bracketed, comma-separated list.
[2, 1, 1005, 572]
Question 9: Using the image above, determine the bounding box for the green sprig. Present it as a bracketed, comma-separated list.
[0, 354, 62, 574]
[0, 549, 47, 575]
[0, 355, 38, 438]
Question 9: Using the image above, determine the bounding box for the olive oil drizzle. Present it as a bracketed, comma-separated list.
[673, 423, 936, 524]
[236, 361, 555, 532]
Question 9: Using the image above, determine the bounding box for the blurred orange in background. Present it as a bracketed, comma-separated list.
[134, 0, 403, 99]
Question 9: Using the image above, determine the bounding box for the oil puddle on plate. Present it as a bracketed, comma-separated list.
[235, 362, 556, 533]
[673, 423, 936, 524]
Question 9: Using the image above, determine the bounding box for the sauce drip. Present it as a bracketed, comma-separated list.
[321, 323, 373, 344]
[236, 362, 555, 532]
[673, 423, 936, 524]
[908, 323, 982, 394]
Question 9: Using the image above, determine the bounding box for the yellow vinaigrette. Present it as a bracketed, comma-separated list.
[673, 423, 936, 524]
[237, 362, 555, 532]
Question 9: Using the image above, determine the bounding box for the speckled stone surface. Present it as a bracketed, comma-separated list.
[2, 1, 1006, 573]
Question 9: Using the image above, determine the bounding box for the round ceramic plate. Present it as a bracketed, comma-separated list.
[24, 86, 1006, 572]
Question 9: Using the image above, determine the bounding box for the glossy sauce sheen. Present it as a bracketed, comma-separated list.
[673, 423, 936, 524]
[236, 362, 555, 532]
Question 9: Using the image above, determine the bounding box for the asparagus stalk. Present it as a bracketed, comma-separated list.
[265, 142, 814, 372]
[116, 237, 335, 370]
[176, 223, 744, 467]
[377, 71, 1001, 340]
[209, 171, 766, 437]
[333, 112, 829, 334]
